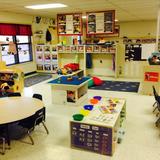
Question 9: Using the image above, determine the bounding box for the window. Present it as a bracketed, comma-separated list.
[0, 35, 32, 65]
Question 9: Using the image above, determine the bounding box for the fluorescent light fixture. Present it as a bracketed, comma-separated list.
[115, 19, 119, 22]
[25, 3, 67, 9]
[82, 15, 87, 19]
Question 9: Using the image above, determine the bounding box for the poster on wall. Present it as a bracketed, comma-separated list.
[125, 43, 156, 61]
[125, 44, 142, 61]
[96, 13, 104, 33]
[35, 45, 58, 73]
[86, 10, 115, 35]
[57, 13, 82, 35]
[144, 72, 159, 82]
[66, 15, 73, 34]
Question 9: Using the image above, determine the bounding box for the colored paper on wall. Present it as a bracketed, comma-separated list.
[144, 72, 159, 82]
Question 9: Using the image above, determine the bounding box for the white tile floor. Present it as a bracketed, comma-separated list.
[1, 77, 160, 160]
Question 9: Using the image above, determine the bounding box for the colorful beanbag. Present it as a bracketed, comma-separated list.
[88, 78, 94, 87]
[92, 76, 103, 86]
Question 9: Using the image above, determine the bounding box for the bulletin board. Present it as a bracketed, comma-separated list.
[125, 43, 156, 61]
[57, 13, 83, 36]
[86, 10, 115, 35]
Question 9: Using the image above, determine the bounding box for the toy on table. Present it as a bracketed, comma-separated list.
[73, 114, 84, 121]
[99, 106, 111, 114]
[90, 98, 99, 105]
[80, 109, 90, 116]
[90, 114, 114, 123]
[108, 98, 119, 105]
[67, 76, 73, 81]
[93, 96, 102, 101]
[57, 77, 61, 83]
[57, 67, 73, 75]
[78, 76, 82, 80]
[57, 68, 67, 75]
[83, 105, 94, 111]
[64, 63, 79, 71]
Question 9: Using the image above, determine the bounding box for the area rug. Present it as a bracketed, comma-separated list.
[89, 80, 140, 93]
[24, 74, 52, 87]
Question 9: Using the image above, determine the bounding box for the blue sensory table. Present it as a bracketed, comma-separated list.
[48, 76, 90, 85]
[48, 76, 91, 105]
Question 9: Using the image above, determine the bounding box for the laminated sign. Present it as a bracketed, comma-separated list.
[144, 72, 159, 82]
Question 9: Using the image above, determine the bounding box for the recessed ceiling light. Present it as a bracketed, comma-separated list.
[25, 3, 67, 9]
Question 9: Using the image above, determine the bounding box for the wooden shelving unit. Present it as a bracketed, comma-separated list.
[70, 97, 126, 156]
[0, 69, 24, 93]
[35, 44, 125, 78]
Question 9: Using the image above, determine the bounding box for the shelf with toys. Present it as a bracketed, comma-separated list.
[35, 43, 125, 78]
[57, 45, 86, 76]
[0, 62, 24, 96]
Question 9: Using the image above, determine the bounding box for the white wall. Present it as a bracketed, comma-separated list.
[0, 12, 158, 77]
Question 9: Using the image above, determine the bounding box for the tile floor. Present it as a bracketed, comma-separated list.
[0, 77, 160, 160]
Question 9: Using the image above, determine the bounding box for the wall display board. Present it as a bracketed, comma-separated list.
[144, 72, 159, 82]
[141, 66, 160, 95]
[125, 44, 142, 61]
[57, 13, 82, 35]
[86, 25, 120, 42]
[125, 43, 156, 61]
[86, 10, 115, 35]
[35, 45, 58, 73]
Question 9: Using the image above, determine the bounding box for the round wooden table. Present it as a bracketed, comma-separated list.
[0, 97, 44, 146]
[0, 97, 44, 125]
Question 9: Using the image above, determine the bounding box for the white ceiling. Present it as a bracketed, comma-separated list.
[0, 0, 159, 22]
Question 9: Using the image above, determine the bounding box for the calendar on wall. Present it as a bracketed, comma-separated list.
[86, 10, 115, 35]
[57, 13, 83, 35]
[35, 45, 58, 73]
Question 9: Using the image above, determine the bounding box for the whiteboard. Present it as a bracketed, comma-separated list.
[141, 43, 156, 59]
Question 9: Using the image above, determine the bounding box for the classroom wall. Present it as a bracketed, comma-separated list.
[118, 20, 157, 78]
[0, 12, 57, 74]
[0, 11, 157, 77]
[119, 20, 157, 38]
[0, 11, 37, 74]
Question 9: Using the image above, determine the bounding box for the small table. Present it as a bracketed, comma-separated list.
[48, 76, 91, 105]
[70, 97, 126, 156]
[0, 97, 44, 145]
